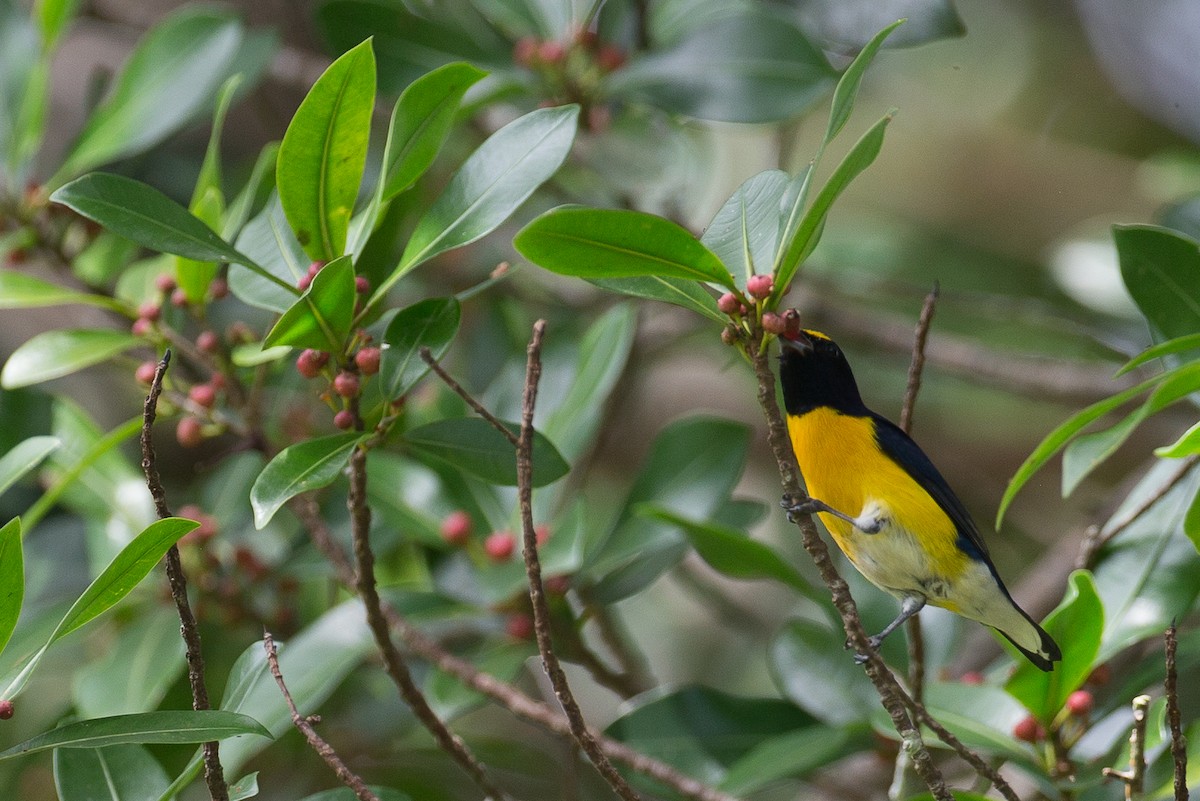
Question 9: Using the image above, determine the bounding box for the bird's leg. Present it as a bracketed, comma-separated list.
[781, 494, 885, 534]
[851, 595, 926, 664]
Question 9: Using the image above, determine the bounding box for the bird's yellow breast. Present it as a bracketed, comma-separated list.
[786, 408, 970, 598]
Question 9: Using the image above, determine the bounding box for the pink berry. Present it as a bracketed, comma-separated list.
[209, 278, 229, 299]
[746, 274, 774, 300]
[0, 700, 13, 720]
[544, 574, 571, 595]
[513, 36, 539, 67]
[717, 292, 740, 315]
[308, 260, 326, 277]
[196, 330, 219, 353]
[333, 409, 355, 430]
[1066, 690, 1094, 717]
[506, 614, 534, 640]
[189, 384, 217, 408]
[355, 275, 370, 294]
[333, 372, 360, 398]
[538, 40, 565, 64]
[782, 308, 802, 338]
[296, 349, 328, 379]
[761, 312, 786, 335]
[1088, 664, 1111, 686]
[135, 361, 159, 385]
[154, 273, 176, 293]
[170, 288, 189, 308]
[484, 531, 515, 561]
[960, 671, 985, 686]
[535, 524, 550, 546]
[1013, 715, 1043, 743]
[297, 274, 312, 291]
[176, 417, 204, 448]
[596, 43, 626, 71]
[138, 301, 161, 321]
[131, 318, 154, 337]
[354, 346, 381, 375]
[440, 511, 472, 546]
[208, 373, 226, 391]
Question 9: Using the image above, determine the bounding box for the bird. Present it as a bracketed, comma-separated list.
[778, 328, 1061, 671]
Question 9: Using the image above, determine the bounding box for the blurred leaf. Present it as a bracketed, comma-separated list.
[1116, 224, 1200, 341]
[0, 270, 126, 312]
[1116, 332, 1200, 376]
[35, 0, 82, 50]
[250, 432, 364, 529]
[403, 417, 568, 487]
[298, 788, 410, 801]
[701, 170, 790, 288]
[263, 256, 357, 351]
[277, 39, 376, 261]
[379, 297, 461, 401]
[0, 711, 268, 760]
[1, 328, 140, 389]
[223, 142, 279, 241]
[426, 643, 529, 721]
[515, 206, 734, 288]
[380, 61, 486, 200]
[72, 608, 185, 719]
[589, 276, 724, 322]
[825, 20, 904, 144]
[610, 9, 836, 123]
[231, 193, 310, 313]
[0, 435, 59, 497]
[1005, 571, 1102, 723]
[912, 682, 1031, 762]
[771, 618, 877, 725]
[53, 743, 169, 801]
[792, 1, 963, 51]
[718, 724, 870, 794]
[52, 8, 243, 185]
[0, 2, 38, 177]
[0, 519, 22, 657]
[1160, 193, 1200, 241]
[1188, 490, 1200, 550]
[374, 104, 579, 307]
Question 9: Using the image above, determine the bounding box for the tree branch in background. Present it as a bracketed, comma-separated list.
[139, 349, 230, 801]
[1166, 624, 1189, 801]
[1103, 694, 1152, 800]
[420, 346, 518, 446]
[262, 630, 380, 801]
[515, 320, 643, 801]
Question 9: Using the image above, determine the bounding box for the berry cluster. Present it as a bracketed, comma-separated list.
[512, 27, 626, 130]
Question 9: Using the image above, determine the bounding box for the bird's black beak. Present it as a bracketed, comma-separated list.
[780, 330, 813, 356]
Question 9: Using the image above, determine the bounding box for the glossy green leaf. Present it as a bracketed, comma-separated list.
[52, 9, 243, 185]
[72, 608, 185, 719]
[772, 112, 893, 302]
[1187, 490, 1200, 550]
[250, 432, 363, 529]
[380, 61, 486, 200]
[0, 711, 268, 760]
[701, 170, 790, 288]
[719, 725, 870, 794]
[1156, 420, 1200, 458]
[1115, 332, 1200, 376]
[0, 435, 59, 497]
[230, 191, 307, 313]
[278, 39, 375, 260]
[516, 206, 734, 288]
[911, 682, 1031, 763]
[0, 269, 125, 312]
[262, 255, 357, 351]
[1005, 571, 1103, 723]
[0, 519, 22, 657]
[227, 774, 259, 801]
[54, 744, 169, 801]
[771, 618, 877, 725]
[371, 104, 579, 308]
[379, 297, 461, 400]
[589, 276, 724, 322]
[1115, 224, 1200, 341]
[825, 20, 903, 144]
[610, 9, 836, 123]
[403, 417, 569, 487]
[1, 328, 140, 389]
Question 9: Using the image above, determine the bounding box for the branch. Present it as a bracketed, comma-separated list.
[419, 346, 518, 446]
[139, 350, 229, 801]
[1166, 624, 1189, 801]
[1103, 694, 1152, 799]
[345, 446, 510, 800]
[262, 630, 381, 801]
[516, 320, 642, 801]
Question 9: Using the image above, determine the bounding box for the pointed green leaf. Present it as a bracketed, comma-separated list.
[719, 725, 869, 794]
[0, 270, 126, 312]
[277, 39, 376, 261]
[1, 329, 140, 389]
[1117, 332, 1200, 376]
[250, 432, 364, 529]
[0, 711, 268, 760]
[379, 297, 460, 400]
[263, 256, 356, 351]
[54, 743, 170, 801]
[230, 192, 309, 313]
[0, 435, 59, 497]
[72, 608, 185, 720]
[403, 418, 568, 487]
[825, 20, 903, 144]
[1115, 224, 1200, 341]
[0, 519, 23, 657]
[701, 169, 791, 288]
[589, 276, 724, 322]
[516, 206, 735, 288]
[1187, 490, 1200, 552]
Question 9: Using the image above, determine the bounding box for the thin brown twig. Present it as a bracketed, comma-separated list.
[1166, 624, 1189, 801]
[345, 446, 511, 800]
[419, 346, 518, 446]
[262, 630, 381, 801]
[516, 320, 642, 801]
[139, 349, 229, 801]
[1103, 694, 1151, 799]
[294, 497, 742, 801]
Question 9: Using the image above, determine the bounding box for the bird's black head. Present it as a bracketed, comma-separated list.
[778, 330, 867, 416]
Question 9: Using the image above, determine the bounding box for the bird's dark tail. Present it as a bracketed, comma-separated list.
[996, 615, 1061, 672]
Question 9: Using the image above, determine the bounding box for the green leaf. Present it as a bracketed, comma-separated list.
[1156, 421, 1200, 458]
[1004, 570, 1103, 723]
[223, 141, 279, 240]
[0, 269, 126, 313]
[227, 773, 260, 801]
[0, 519, 23, 657]
[609, 9, 836, 123]
[516, 206, 735, 288]
[298, 787, 410, 801]
[0, 435, 59, 497]
[262, 255, 357, 351]
[913, 682, 1032, 763]
[701, 170, 791, 288]
[52, 9, 243, 185]
[772, 112, 893, 302]
[793, 1, 962, 50]
[1115, 224, 1200, 341]
[403, 418, 569, 488]
[277, 38, 376, 261]
[380, 61, 486, 200]
[230, 192, 309, 313]
[0, 711, 269, 760]
[72, 608, 185, 719]
[825, 20, 904, 144]
[719, 725, 870, 794]
[1117, 332, 1200, 376]
[590, 276, 723, 322]
[1, 328, 140, 389]
[35, 0, 82, 51]
[379, 297, 461, 401]
[54, 743, 170, 801]
[771, 618, 878, 725]
[372, 104, 579, 308]
[250, 432, 364, 529]
[1187, 490, 1200, 551]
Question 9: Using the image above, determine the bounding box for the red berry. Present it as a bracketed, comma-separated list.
[333, 409, 355, 430]
[355, 275, 370, 294]
[0, 700, 14, 720]
[178, 504, 218, 543]
[1066, 690, 1094, 717]
[138, 301, 161, 321]
[354, 346, 381, 375]
[960, 671, 985, 686]
[196, 330, 219, 353]
[717, 292, 740, 315]
[176, 417, 204, 448]
[308, 260, 326, 277]
[544, 574, 571, 595]
[1088, 664, 1111, 686]
[1013, 715, 1043, 743]
[513, 36, 539, 67]
[746, 273, 774, 300]
[189, 384, 217, 408]
[170, 288, 189, 307]
[535, 524, 550, 546]
[761, 312, 786, 335]
[154, 273, 176, 293]
[720, 326, 737, 345]
[782, 308, 802, 338]
[596, 43, 626, 71]
[135, 361, 159, 385]
[506, 614, 534, 640]
[209, 278, 229, 299]
[131, 318, 154, 337]
[297, 274, 312, 291]
[296, 349, 328, 379]
[538, 40, 565, 64]
[333, 372, 360, 398]
[208, 373, 227, 391]
[440, 510, 472, 546]
[484, 531, 515, 561]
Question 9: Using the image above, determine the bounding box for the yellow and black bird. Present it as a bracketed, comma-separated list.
[779, 329, 1061, 671]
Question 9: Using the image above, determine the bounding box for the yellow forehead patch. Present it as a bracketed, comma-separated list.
[802, 329, 831, 341]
